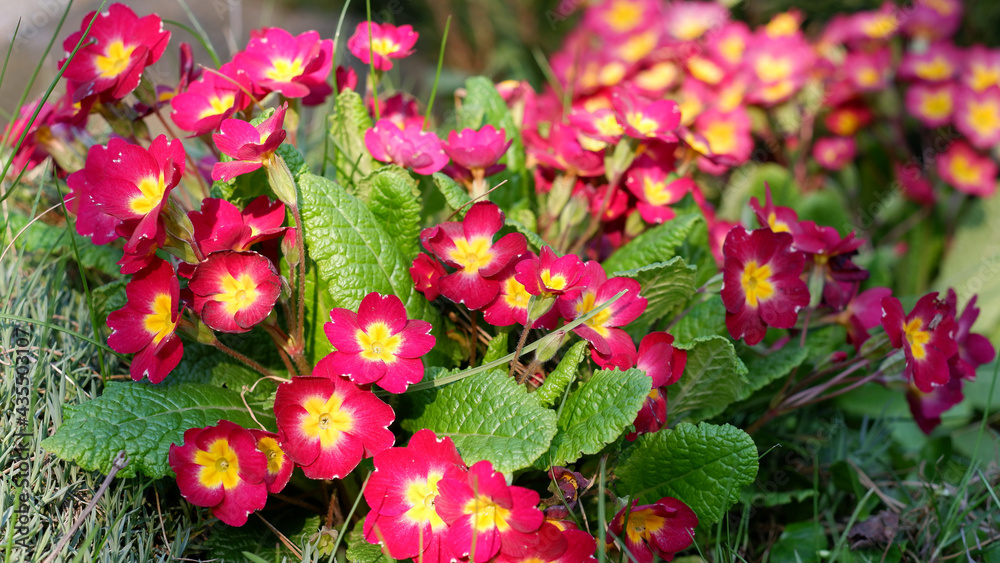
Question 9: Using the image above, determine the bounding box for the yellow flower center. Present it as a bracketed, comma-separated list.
[217, 273, 259, 315]
[449, 237, 494, 274]
[195, 439, 242, 489]
[370, 37, 399, 57]
[607, 0, 643, 33]
[256, 436, 285, 475]
[463, 495, 512, 533]
[970, 66, 1000, 92]
[503, 277, 531, 310]
[95, 40, 136, 79]
[862, 14, 899, 38]
[625, 508, 667, 545]
[356, 322, 402, 363]
[856, 67, 881, 88]
[266, 58, 304, 83]
[130, 173, 168, 216]
[950, 154, 984, 185]
[198, 93, 236, 120]
[718, 35, 746, 64]
[301, 394, 354, 448]
[403, 472, 447, 529]
[903, 318, 931, 360]
[594, 113, 624, 137]
[702, 119, 737, 156]
[541, 270, 568, 291]
[687, 56, 725, 85]
[915, 57, 952, 81]
[741, 260, 775, 307]
[635, 62, 679, 92]
[967, 99, 1000, 137]
[766, 212, 791, 234]
[143, 293, 175, 344]
[920, 91, 952, 119]
[755, 55, 793, 83]
[626, 112, 660, 136]
[576, 292, 613, 337]
[643, 177, 673, 206]
[766, 13, 799, 36]
[619, 30, 657, 63]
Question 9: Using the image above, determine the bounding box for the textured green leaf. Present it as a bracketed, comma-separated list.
[738, 342, 809, 393]
[303, 263, 336, 366]
[346, 525, 397, 562]
[401, 370, 557, 473]
[505, 217, 547, 251]
[615, 257, 698, 329]
[540, 368, 650, 468]
[358, 167, 423, 262]
[603, 213, 703, 273]
[329, 89, 377, 188]
[299, 173, 439, 328]
[206, 514, 321, 562]
[482, 330, 510, 365]
[535, 340, 589, 408]
[41, 382, 274, 479]
[670, 298, 727, 345]
[167, 340, 278, 402]
[670, 336, 749, 423]
[617, 422, 758, 524]
[433, 172, 472, 214]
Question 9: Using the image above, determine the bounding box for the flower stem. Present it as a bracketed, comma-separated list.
[211, 339, 279, 379]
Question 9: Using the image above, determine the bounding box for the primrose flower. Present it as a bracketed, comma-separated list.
[906, 377, 964, 434]
[188, 196, 287, 257]
[611, 88, 681, 142]
[212, 105, 287, 182]
[824, 103, 872, 136]
[274, 375, 395, 480]
[189, 251, 281, 334]
[904, 82, 955, 127]
[316, 292, 435, 394]
[895, 162, 937, 205]
[558, 261, 647, 366]
[347, 22, 418, 71]
[845, 48, 892, 92]
[66, 157, 120, 246]
[624, 166, 692, 224]
[420, 202, 528, 311]
[514, 246, 590, 300]
[902, 0, 962, 41]
[899, 42, 963, 83]
[744, 34, 813, 105]
[482, 259, 561, 330]
[435, 460, 545, 562]
[839, 287, 893, 350]
[371, 93, 426, 130]
[441, 125, 511, 178]
[945, 290, 997, 380]
[410, 253, 447, 301]
[937, 140, 998, 197]
[607, 332, 687, 441]
[171, 63, 253, 136]
[962, 47, 1000, 92]
[720, 227, 809, 346]
[59, 3, 170, 102]
[569, 108, 624, 151]
[881, 292, 958, 392]
[77, 135, 185, 274]
[363, 430, 468, 562]
[812, 137, 857, 171]
[495, 522, 598, 563]
[365, 119, 449, 175]
[607, 497, 698, 563]
[168, 420, 268, 527]
[548, 467, 590, 510]
[233, 28, 333, 104]
[336, 65, 358, 93]
[107, 258, 183, 383]
[689, 108, 754, 172]
[527, 122, 605, 177]
[247, 429, 293, 494]
[955, 86, 1000, 149]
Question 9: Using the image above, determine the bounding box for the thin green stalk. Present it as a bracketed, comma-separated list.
[597, 456, 608, 563]
[162, 19, 220, 67]
[328, 471, 372, 562]
[829, 488, 876, 560]
[398, 289, 629, 394]
[321, 0, 353, 177]
[174, 0, 221, 67]
[972, 359, 999, 467]
[331, 0, 353, 63]
[423, 15, 451, 128]
[365, 0, 380, 120]
[54, 175, 107, 381]
[0, 0, 109, 204]
[0, 19, 20, 101]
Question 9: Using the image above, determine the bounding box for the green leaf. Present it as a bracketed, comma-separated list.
[303, 263, 336, 366]
[401, 369, 557, 473]
[299, 173, 439, 329]
[505, 217, 547, 251]
[346, 525, 397, 562]
[433, 172, 472, 214]
[167, 341, 277, 402]
[737, 342, 809, 393]
[540, 368, 651, 468]
[41, 382, 274, 479]
[535, 340, 589, 408]
[482, 330, 510, 365]
[329, 89, 377, 188]
[614, 257, 698, 330]
[669, 336, 749, 423]
[617, 422, 758, 524]
[670, 298, 727, 346]
[603, 213, 703, 273]
[358, 166, 423, 262]
[3, 212, 122, 276]
[206, 514, 321, 562]
[92, 280, 127, 327]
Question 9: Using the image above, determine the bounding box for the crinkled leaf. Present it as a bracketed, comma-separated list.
[401, 369, 557, 473]
[539, 368, 650, 469]
[617, 422, 758, 524]
[358, 166, 423, 262]
[670, 336, 749, 423]
[670, 298, 727, 345]
[615, 257, 697, 332]
[346, 525, 397, 562]
[482, 330, 510, 365]
[166, 342, 276, 402]
[299, 173, 439, 329]
[534, 340, 589, 408]
[738, 342, 809, 393]
[433, 172, 472, 214]
[603, 213, 703, 273]
[505, 217, 547, 251]
[41, 382, 274, 479]
[206, 514, 321, 562]
[329, 89, 377, 189]
[303, 263, 336, 366]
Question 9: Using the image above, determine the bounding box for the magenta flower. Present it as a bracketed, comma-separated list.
[624, 166, 692, 224]
[170, 63, 252, 136]
[945, 290, 996, 381]
[812, 137, 857, 171]
[347, 22, 418, 71]
[410, 253, 447, 301]
[937, 140, 998, 197]
[188, 196, 287, 257]
[906, 377, 964, 434]
[955, 86, 1000, 150]
[316, 292, 435, 393]
[233, 28, 333, 105]
[881, 292, 958, 392]
[839, 287, 893, 350]
[188, 251, 282, 334]
[558, 261, 647, 366]
[899, 41, 963, 83]
[441, 125, 511, 177]
[211, 105, 287, 182]
[611, 88, 680, 143]
[527, 122, 605, 177]
[904, 82, 955, 128]
[720, 227, 809, 346]
[607, 497, 698, 563]
[514, 246, 589, 300]
[420, 202, 528, 310]
[365, 119, 449, 175]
